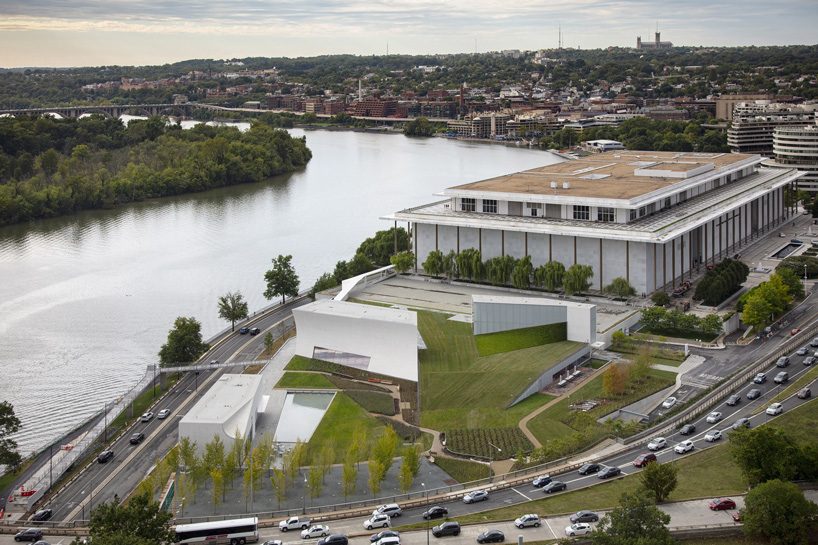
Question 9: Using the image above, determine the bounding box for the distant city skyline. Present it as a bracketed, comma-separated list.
[1, 0, 816, 68]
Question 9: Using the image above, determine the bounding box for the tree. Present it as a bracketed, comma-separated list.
[372, 426, 400, 476]
[639, 461, 678, 503]
[85, 492, 175, 545]
[357, 227, 410, 266]
[390, 251, 415, 274]
[158, 317, 209, 366]
[729, 427, 800, 486]
[404, 117, 436, 137]
[741, 274, 792, 330]
[0, 401, 22, 468]
[318, 443, 335, 481]
[742, 479, 818, 545]
[348, 251, 375, 277]
[403, 444, 421, 477]
[700, 314, 724, 337]
[605, 277, 636, 299]
[310, 272, 337, 297]
[308, 466, 323, 499]
[398, 458, 414, 492]
[271, 468, 287, 509]
[602, 363, 628, 397]
[511, 256, 533, 289]
[590, 490, 673, 545]
[650, 291, 670, 307]
[217, 291, 249, 332]
[210, 468, 224, 508]
[775, 268, 805, 299]
[563, 264, 594, 295]
[422, 250, 445, 277]
[342, 449, 358, 499]
[263, 254, 300, 305]
[203, 435, 225, 473]
[367, 457, 385, 497]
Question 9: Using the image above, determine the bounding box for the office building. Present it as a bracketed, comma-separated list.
[764, 124, 818, 193]
[727, 103, 816, 155]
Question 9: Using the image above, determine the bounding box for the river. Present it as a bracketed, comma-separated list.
[0, 127, 561, 456]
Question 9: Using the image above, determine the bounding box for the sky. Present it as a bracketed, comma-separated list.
[0, 0, 816, 68]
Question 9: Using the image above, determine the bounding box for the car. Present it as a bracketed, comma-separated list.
[140, 412, 154, 422]
[31, 509, 52, 522]
[157, 408, 171, 420]
[432, 522, 461, 538]
[632, 453, 657, 467]
[725, 394, 741, 406]
[766, 402, 784, 415]
[476, 530, 505, 544]
[14, 529, 43, 542]
[731, 511, 743, 522]
[514, 514, 540, 529]
[239, 327, 250, 334]
[32, 541, 51, 545]
[796, 347, 809, 356]
[129, 432, 145, 445]
[302, 525, 331, 539]
[746, 389, 762, 400]
[647, 437, 667, 451]
[543, 480, 568, 494]
[463, 490, 488, 504]
[804, 356, 815, 366]
[209, 359, 219, 365]
[674, 440, 695, 454]
[363, 515, 390, 530]
[97, 450, 114, 463]
[373, 504, 402, 518]
[776, 357, 790, 368]
[706, 411, 723, 424]
[791, 328, 801, 336]
[249, 327, 261, 335]
[732, 417, 751, 430]
[774, 371, 789, 384]
[679, 424, 696, 436]
[578, 463, 601, 475]
[531, 475, 552, 488]
[374, 537, 400, 545]
[753, 373, 767, 384]
[797, 387, 812, 399]
[317, 535, 348, 545]
[709, 498, 737, 511]
[597, 466, 622, 479]
[564, 523, 593, 537]
[422, 506, 448, 520]
[570, 510, 599, 523]
[661, 397, 677, 409]
[370, 531, 400, 543]
[811, 337, 818, 348]
[263, 541, 284, 545]
[704, 430, 723, 442]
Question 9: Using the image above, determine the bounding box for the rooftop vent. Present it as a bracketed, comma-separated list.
[562, 181, 571, 189]
[550, 181, 558, 189]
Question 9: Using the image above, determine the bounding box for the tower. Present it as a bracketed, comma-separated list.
[637, 36, 642, 49]
[358, 79, 362, 101]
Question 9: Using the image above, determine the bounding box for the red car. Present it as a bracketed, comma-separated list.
[632, 453, 657, 468]
[709, 498, 737, 511]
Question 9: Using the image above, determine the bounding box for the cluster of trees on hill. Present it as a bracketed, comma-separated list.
[0, 115, 312, 225]
[738, 268, 804, 330]
[693, 258, 750, 306]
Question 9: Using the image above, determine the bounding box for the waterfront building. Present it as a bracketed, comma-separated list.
[727, 103, 816, 155]
[583, 139, 625, 152]
[447, 114, 511, 138]
[764, 124, 818, 193]
[349, 98, 397, 117]
[385, 151, 802, 296]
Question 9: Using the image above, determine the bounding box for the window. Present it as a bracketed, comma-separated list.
[664, 197, 671, 209]
[573, 205, 590, 220]
[528, 203, 542, 217]
[630, 209, 637, 221]
[597, 207, 615, 222]
[461, 198, 475, 212]
[483, 199, 498, 213]
[639, 206, 646, 218]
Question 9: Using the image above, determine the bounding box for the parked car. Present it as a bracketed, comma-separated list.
[129, 432, 145, 445]
[753, 373, 767, 384]
[776, 357, 790, 368]
[476, 530, 505, 544]
[422, 506, 448, 520]
[569, 510, 599, 523]
[370, 531, 400, 543]
[706, 411, 723, 424]
[373, 538, 399, 545]
[797, 387, 812, 399]
[774, 371, 789, 384]
[597, 466, 622, 479]
[796, 347, 809, 356]
[661, 397, 677, 409]
[708, 498, 737, 511]
[632, 453, 657, 467]
[679, 424, 696, 436]
[578, 463, 601, 475]
[363, 515, 390, 531]
[279, 516, 311, 532]
[647, 437, 667, 451]
[704, 430, 723, 442]
[810, 337, 818, 347]
[31, 509, 52, 522]
[13, 528, 43, 542]
[674, 440, 695, 454]
[97, 450, 114, 463]
[746, 389, 762, 400]
[432, 522, 461, 538]
[542, 480, 567, 494]
[373, 504, 402, 518]
[564, 523, 593, 537]
[803, 356, 815, 366]
[514, 514, 540, 529]
[531, 475, 552, 488]
[732, 418, 751, 430]
[239, 327, 250, 334]
[249, 327, 261, 335]
[766, 402, 784, 416]
[463, 490, 488, 504]
[317, 535, 348, 545]
[156, 409, 171, 420]
[140, 412, 154, 422]
[725, 394, 741, 406]
[302, 525, 331, 539]
[263, 541, 283, 545]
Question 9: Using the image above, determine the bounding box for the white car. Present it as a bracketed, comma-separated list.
[157, 409, 171, 420]
[674, 440, 694, 454]
[363, 514, 391, 530]
[564, 523, 592, 536]
[766, 402, 784, 416]
[140, 412, 154, 422]
[647, 437, 667, 451]
[301, 525, 330, 539]
[514, 514, 541, 528]
[706, 411, 723, 424]
[661, 397, 677, 409]
[704, 430, 723, 442]
[463, 490, 489, 504]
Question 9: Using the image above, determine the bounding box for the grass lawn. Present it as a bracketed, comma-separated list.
[433, 456, 491, 484]
[306, 392, 385, 464]
[275, 372, 335, 389]
[638, 326, 719, 342]
[422, 393, 555, 435]
[346, 390, 396, 415]
[587, 358, 608, 370]
[474, 323, 567, 357]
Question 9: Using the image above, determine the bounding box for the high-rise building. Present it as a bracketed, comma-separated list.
[727, 103, 816, 155]
[764, 124, 818, 193]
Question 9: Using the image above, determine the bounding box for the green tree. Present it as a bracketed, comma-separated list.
[398, 458, 414, 492]
[319, 443, 335, 481]
[203, 435, 226, 472]
[422, 250, 445, 277]
[308, 466, 323, 500]
[605, 277, 636, 299]
[85, 492, 174, 545]
[271, 468, 287, 509]
[742, 479, 818, 545]
[590, 490, 673, 545]
[729, 427, 800, 486]
[263, 254, 300, 305]
[390, 250, 415, 274]
[357, 227, 410, 266]
[651, 291, 670, 307]
[372, 426, 400, 476]
[217, 291, 249, 332]
[741, 274, 792, 330]
[404, 117, 436, 137]
[442, 250, 457, 279]
[700, 314, 724, 336]
[342, 449, 358, 499]
[348, 251, 375, 276]
[367, 457, 385, 497]
[511, 255, 533, 289]
[403, 444, 421, 477]
[563, 264, 594, 295]
[310, 272, 338, 297]
[0, 401, 22, 468]
[639, 461, 678, 503]
[210, 468, 224, 508]
[775, 268, 805, 299]
[158, 317, 209, 366]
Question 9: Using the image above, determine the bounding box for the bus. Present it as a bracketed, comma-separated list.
[174, 516, 259, 544]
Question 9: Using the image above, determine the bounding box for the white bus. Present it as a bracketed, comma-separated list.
[175, 516, 259, 544]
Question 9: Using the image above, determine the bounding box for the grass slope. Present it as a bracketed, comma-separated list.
[306, 392, 385, 464]
[433, 457, 491, 484]
[275, 372, 335, 389]
[475, 323, 567, 357]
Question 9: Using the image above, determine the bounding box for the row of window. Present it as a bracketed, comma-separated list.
[461, 198, 497, 213]
[573, 205, 615, 222]
[463, 199, 616, 222]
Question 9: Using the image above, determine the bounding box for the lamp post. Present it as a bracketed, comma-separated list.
[422, 482, 429, 545]
[805, 263, 808, 294]
[487, 442, 502, 483]
[301, 470, 308, 514]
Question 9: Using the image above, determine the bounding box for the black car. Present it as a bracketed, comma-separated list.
[531, 475, 552, 487]
[423, 506, 449, 520]
[725, 394, 741, 406]
[370, 531, 400, 543]
[317, 535, 348, 545]
[129, 432, 145, 445]
[14, 528, 43, 542]
[679, 424, 696, 435]
[570, 510, 600, 523]
[249, 327, 261, 335]
[776, 357, 790, 368]
[732, 417, 751, 430]
[239, 327, 250, 334]
[746, 389, 762, 400]
[578, 463, 601, 475]
[97, 450, 114, 463]
[542, 480, 567, 494]
[31, 509, 52, 522]
[432, 522, 460, 538]
[476, 530, 504, 544]
[597, 466, 622, 479]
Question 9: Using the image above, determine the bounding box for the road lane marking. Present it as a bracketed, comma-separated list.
[542, 516, 556, 539]
[511, 487, 531, 501]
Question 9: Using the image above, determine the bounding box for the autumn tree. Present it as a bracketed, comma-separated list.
[602, 363, 628, 396]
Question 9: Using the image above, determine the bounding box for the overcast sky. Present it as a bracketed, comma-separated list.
[1, 0, 816, 67]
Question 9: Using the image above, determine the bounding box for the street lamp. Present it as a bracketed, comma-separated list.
[804, 263, 808, 294]
[301, 471, 308, 514]
[487, 442, 502, 483]
[421, 482, 429, 545]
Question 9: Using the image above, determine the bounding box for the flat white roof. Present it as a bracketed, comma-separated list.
[180, 374, 262, 424]
[472, 294, 595, 310]
[295, 299, 417, 325]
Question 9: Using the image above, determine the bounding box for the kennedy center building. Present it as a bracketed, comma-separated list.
[386, 151, 802, 295]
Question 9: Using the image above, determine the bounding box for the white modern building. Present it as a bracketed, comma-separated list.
[764, 124, 818, 193]
[472, 295, 596, 344]
[179, 374, 263, 455]
[385, 151, 803, 296]
[727, 102, 816, 155]
[292, 299, 420, 382]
